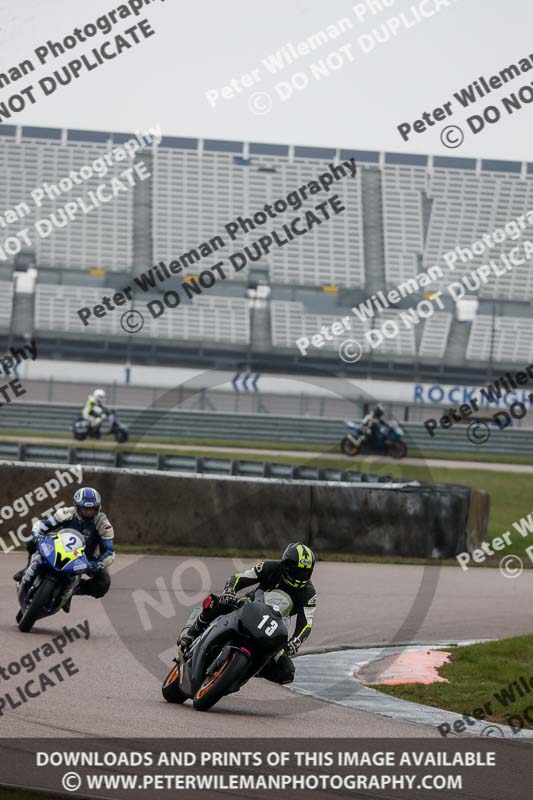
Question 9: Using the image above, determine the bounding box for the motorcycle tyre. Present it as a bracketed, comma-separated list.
[341, 436, 360, 457]
[18, 576, 56, 633]
[193, 650, 249, 712]
[162, 662, 188, 704]
[389, 440, 407, 459]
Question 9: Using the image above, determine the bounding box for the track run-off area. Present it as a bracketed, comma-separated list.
[2, 555, 533, 739]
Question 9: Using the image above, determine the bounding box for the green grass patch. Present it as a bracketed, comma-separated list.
[374, 634, 533, 731]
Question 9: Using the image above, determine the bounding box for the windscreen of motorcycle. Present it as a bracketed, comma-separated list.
[263, 589, 293, 618]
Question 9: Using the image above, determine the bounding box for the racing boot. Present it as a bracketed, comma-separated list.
[178, 615, 208, 652]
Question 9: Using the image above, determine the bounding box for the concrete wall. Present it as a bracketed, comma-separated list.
[1, 461, 489, 558]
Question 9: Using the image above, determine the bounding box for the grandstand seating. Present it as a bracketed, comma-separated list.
[2, 125, 533, 370]
[270, 301, 443, 359]
[152, 149, 365, 288]
[0, 280, 13, 331]
[35, 285, 250, 345]
[466, 315, 533, 363]
[418, 312, 452, 359]
[2, 127, 533, 301]
[382, 165, 426, 286]
[0, 132, 132, 272]
[270, 301, 368, 352]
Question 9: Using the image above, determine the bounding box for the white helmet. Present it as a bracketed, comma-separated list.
[93, 389, 106, 403]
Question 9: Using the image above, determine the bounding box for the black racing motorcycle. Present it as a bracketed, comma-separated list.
[162, 591, 290, 712]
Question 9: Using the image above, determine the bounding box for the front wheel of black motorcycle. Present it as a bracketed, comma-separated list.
[18, 576, 56, 633]
[162, 662, 187, 704]
[193, 650, 249, 712]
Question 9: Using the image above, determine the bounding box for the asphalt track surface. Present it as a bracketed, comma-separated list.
[2, 555, 533, 739]
[3, 434, 531, 474]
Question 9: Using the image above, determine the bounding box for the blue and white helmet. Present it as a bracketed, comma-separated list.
[73, 487, 101, 520]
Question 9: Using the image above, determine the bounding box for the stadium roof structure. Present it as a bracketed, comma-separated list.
[0, 123, 530, 176]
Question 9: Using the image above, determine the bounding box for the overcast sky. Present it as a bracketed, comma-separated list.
[1, 0, 533, 160]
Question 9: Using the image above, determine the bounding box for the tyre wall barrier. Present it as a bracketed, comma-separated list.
[1, 461, 489, 558]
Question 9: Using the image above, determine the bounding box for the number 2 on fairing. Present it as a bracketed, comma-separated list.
[257, 614, 278, 636]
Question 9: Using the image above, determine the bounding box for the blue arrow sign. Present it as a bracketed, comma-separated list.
[231, 371, 240, 391]
[232, 372, 261, 392]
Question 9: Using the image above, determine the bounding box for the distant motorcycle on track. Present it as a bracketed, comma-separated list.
[341, 419, 408, 459]
[72, 410, 129, 444]
[16, 528, 89, 632]
[162, 590, 290, 712]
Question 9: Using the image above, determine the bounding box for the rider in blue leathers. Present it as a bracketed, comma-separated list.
[13, 487, 115, 606]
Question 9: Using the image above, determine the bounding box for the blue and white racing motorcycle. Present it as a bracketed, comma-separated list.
[16, 528, 89, 632]
[341, 419, 408, 459]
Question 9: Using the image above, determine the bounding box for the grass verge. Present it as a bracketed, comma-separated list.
[374, 634, 533, 732]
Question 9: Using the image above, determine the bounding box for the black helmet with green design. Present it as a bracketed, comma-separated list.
[280, 542, 315, 588]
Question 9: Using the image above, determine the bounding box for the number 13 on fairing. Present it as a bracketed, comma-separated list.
[257, 614, 278, 636]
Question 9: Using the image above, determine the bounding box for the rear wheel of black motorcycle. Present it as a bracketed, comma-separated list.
[193, 650, 248, 712]
[162, 663, 187, 704]
[115, 429, 128, 444]
[18, 577, 56, 633]
[341, 436, 359, 456]
[389, 440, 407, 459]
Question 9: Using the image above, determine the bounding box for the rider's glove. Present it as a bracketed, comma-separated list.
[220, 590, 237, 605]
[286, 637, 302, 657]
[87, 560, 104, 575]
[31, 522, 44, 538]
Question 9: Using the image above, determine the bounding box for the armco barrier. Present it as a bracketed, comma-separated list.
[0, 401, 531, 454]
[0, 441, 409, 484]
[0, 461, 488, 557]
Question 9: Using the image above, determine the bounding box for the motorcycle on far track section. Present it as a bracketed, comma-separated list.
[341, 419, 408, 459]
[16, 528, 89, 632]
[162, 590, 290, 712]
[72, 410, 129, 444]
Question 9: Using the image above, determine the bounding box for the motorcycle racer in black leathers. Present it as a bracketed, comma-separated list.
[177, 542, 317, 685]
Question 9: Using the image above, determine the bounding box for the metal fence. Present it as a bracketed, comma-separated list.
[0, 441, 414, 484]
[0, 401, 531, 455]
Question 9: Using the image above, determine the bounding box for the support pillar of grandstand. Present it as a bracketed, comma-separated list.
[361, 166, 386, 295]
[131, 149, 153, 283]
